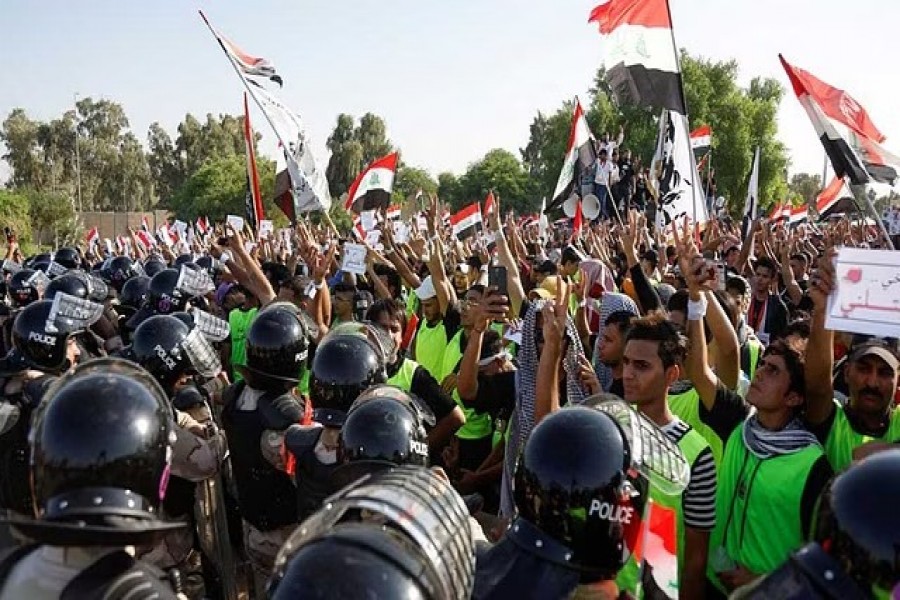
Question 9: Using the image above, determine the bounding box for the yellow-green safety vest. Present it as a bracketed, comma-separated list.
[440, 330, 492, 439]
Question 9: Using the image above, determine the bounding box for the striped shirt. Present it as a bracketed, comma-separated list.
[663, 418, 717, 531]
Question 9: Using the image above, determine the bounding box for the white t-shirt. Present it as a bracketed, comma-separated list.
[594, 160, 619, 186]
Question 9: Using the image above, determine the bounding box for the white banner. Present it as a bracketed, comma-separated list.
[651, 109, 709, 228]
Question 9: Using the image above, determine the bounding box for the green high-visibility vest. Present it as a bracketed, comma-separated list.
[415, 319, 448, 382]
[824, 403, 900, 471]
[440, 330, 492, 439]
[710, 426, 824, 579]
[387, 358, 418, 393]
[616, 424, 710, 598]
[669, 386, 724, 466]
[229, 307, 258, 382]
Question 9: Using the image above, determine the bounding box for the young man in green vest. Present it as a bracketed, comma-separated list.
[366, 298, 465, 454]
[617, 311, 717, 599]
[411, 275, 461, 381]
[675, 222, 832, 592]
[804, 251, 900, 470]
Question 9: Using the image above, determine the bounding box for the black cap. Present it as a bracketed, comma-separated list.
[534, 259, 557, 275]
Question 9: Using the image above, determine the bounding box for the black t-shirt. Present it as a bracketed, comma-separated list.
[467, 370, 517, 421]
[617, 158, 635, 188]
[409, 364, 457, 422]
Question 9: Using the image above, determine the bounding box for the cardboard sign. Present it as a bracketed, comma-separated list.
[826, 247, 900, 338]
[360, 211, 378, 232]
[341, 242, 368, 275]
[259, 220, 274, 239]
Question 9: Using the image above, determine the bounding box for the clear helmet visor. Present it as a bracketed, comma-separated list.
[45, 292, 104, 335]
[176, 265, 215, 298]
[182, 327, 222, 379]
[188, 307, 231, 343]
[591, 397, 690, 497]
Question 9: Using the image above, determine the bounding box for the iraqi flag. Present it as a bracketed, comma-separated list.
[690, 125, 711, 154]
[385, 204, 402, 222]
[135, 229, 156, 250]
[345, 152, 399, 213]
[350, 216, 366, 241]
[243, 93, 265, 234]
[199, 11, 283, 87]
[779, 55, 899, 185]
[195, 216, 210, 237]
[816, 175, 855, 217]
[549, 99, 596, 212]
[768, 202, 788, 221]
[141, 215, 151, 233]
[787, 205, 808, 225]
[85, 227, 99, 248]
[483, 191, 496, 220]
[157, 225, 174, 247]
[588, 0, 686, 114]
[450, 203, 483, 239]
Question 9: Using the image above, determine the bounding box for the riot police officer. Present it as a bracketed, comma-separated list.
[278, 322, 392, 525]
[127, 314, 228, 598]
[0, 358, 183, 599]
[220, 303, 310, 597]
[474, 399, 690, 599]
[734, 448, 900, 599]
[268, 466, 476, 600]
[0, 297, 104, 521]
[330, 385, 432, 490]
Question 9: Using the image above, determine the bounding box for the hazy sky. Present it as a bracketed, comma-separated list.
[3, 0, 899, 194]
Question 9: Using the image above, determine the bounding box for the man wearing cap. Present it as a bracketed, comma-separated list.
[410, 275, 461, 382]
[805, 254, 900, 470]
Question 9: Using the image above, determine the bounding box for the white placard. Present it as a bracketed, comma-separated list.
[393, 222, 410, 244]
[825, 247, 900, 338]
[341, 243, 368, 275]
[226, 214, 245, 233]
[259, 220, 274, 239]
[360, 211, 378, 232]
[364, 230, 382, 248]
[244, 241, 257, 254]
[173, 220, 188, 237]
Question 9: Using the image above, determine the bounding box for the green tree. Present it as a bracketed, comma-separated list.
[1, 109, 43, 190]
[788, 172, 822, 206]
[456, 149, 531, 214]
[26, 189, 77, 245]
[355, 113, 392, 165]
[147, 122, 183, 205]
[0, 189, 33, 244]
[325, 114, 364, 198]
[169, 155, 277, 223]
[392, 165, 437, 206]
[437, 172, 462, 207]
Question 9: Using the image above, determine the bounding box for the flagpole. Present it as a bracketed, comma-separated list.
[662, 0, 703, 226]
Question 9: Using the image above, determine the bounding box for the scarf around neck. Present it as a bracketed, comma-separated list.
[742, 414, 821, 460]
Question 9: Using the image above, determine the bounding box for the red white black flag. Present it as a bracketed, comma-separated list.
[549, 99, 596, 212]
[589, 0, 685, 114]
[199, 11, 283, 87]
[780, 54, 899, 186]
[243, 93, 265, 234]
[345, 153, 399, 213]
[690, 125, 711, 154]
[816, 175, 854, 217]
[450, 203, 483, 239]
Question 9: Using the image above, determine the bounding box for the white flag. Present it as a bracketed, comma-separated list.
[247, 81, 331, 214]
[742, 146, 760, 237]
[651, 109, 709, 228]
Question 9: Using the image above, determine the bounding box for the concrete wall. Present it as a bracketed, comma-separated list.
[76, 210, 171, 240]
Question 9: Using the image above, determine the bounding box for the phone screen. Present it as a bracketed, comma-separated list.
[488, 265, 508, 298]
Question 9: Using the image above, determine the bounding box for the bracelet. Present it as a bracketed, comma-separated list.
[577, 299, 588, 309]
[314, 279, 327, 289]
[687, 295, 708, 321]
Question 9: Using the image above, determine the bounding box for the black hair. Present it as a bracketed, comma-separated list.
[333, 281, 356, 295]
[755, 256, 778, 275]
[466, 283, 486, 298]
[763, 339, 806, 397]
[789, 253, 809, 266]
[625, 310, 688, 369]
[479, 329, 504, 362]
[604, 310, 636, 335]
[667, 289, 689, 315]
[561, 246, 583, 266]
[782, 318, 811, 341]
[726, 275, 750, 296]
[366, 297, 407, 332]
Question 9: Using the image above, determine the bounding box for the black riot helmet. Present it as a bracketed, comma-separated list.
[238, 302, 309, 392]
[118, 275, 151, 316]
[813, 449, 900, 596]
[173, 254, 195, 268]
[8, 269, 44, 308]
[143, 257, 167, 278]
[332, 386, 432, 490]
[6, 358, 184, 546]
[11, 296, 104, 373]
[194, 255, 222, 280]
[309, 322, 393, 427]
[129, 314, 221, 394]
[54, 246, 81, 270]
[44, 273, 90, 301]
[270, 466, 475, 600]
[147, 268, 187, 315]
[105, 255, 143, 291]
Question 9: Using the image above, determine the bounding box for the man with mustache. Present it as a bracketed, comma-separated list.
[804, 251, 900, 471]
